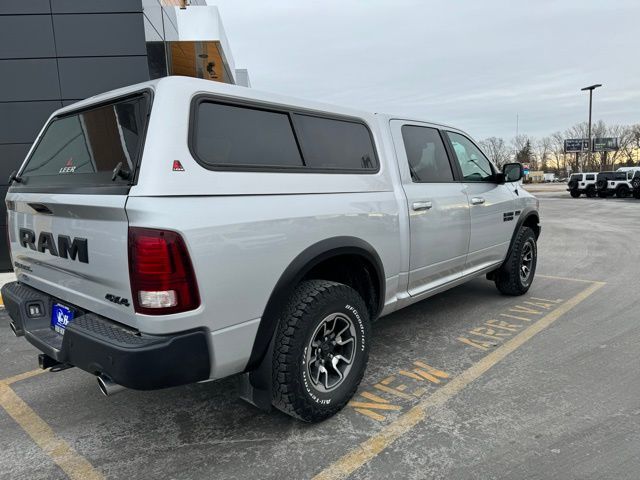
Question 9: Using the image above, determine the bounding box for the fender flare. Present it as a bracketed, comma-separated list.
[245, 236, 385, 371]
[506, 208, 540, 256]
[486, 209, 540, 280]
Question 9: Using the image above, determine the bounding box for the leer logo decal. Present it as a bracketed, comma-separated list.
[172, 160, 185, 172]
[59, 158, 76, 174]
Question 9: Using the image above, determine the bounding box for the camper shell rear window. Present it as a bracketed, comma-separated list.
[17, 91, 151, 190]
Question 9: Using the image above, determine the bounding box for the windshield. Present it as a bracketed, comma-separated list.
[19, 93, 150, 187]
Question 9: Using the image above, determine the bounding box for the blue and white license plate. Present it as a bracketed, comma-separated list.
[51, 303, 74, 335]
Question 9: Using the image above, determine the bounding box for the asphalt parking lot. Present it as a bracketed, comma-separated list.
[1, 188, 639, 480]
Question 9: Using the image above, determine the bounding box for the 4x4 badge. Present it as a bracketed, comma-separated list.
[172, 160, 185, 172]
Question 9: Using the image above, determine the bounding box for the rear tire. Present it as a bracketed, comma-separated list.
[495, 227, 537, 296]
[585, 186, 596, 198]
[272, 280, 371, 422]
[569, 190, 580, 198]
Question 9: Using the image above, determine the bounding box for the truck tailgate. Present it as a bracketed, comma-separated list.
[7, 192, 136, 327]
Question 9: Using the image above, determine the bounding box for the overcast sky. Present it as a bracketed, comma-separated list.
[208, 0, 639, 140]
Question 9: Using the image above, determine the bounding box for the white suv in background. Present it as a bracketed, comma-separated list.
[567, 172, 597, 197]
[596, 169, 637, 198]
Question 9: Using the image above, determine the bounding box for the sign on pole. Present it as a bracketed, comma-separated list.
[592, 137, 619, 152]
[564, 138, 590, 153]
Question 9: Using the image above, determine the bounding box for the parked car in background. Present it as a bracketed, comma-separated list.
[567, 173, 597, 197]
[596, 171, 634, 198]
[616, 166, 640, 175]
[631, 171, 640, 199]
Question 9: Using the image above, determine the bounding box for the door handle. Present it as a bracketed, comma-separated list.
[470, 197, 485, 205]
[28, 203, 53, 215]
[412, 201, 433, 211]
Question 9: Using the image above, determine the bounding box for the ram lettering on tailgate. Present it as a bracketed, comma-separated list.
[18, 228, 89, 264]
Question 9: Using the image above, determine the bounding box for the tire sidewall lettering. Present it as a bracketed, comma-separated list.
[300, 304, 367, 405]
[519, 234, 536, 288]
[345, 304, 366, 352]
[301, 345, 331, 405]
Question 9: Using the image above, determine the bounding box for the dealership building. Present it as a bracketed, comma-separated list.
[0, 0, 249, 270]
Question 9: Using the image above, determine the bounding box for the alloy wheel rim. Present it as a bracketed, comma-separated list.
[520, 241, 534, 284]
[305, 313, 357, 392]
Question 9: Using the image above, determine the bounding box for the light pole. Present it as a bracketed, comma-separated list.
[581, 84, 602, 169]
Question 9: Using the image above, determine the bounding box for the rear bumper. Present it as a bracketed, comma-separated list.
[1, 281, 211, 390]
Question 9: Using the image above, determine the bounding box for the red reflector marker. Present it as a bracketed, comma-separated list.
[128, 228, 200, 315]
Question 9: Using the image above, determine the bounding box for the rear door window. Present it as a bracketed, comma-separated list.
[401, 125, 454, 182]
[20, 93, 150, 187]
[585, 174, 594, 180]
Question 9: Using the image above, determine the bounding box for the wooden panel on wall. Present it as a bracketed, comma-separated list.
[169, 41, 231, 83]
[170, 41, 196, 77]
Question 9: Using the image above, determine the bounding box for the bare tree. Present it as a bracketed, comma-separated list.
[621, 124, 640, 165]
[500, 121, 638, 175]
[511, 134, 529, 154]
[605, 124, 632, 169]
[550, 131, 568, 174]
[479, 137, 510, 168]
[591, 120, 609, 170]
[565, 122, 588, 139]
[536, 136, 553, 171]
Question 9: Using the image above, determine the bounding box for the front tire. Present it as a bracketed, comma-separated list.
[272, 280, 371, 422]
[495, 226, 537, 296]
[569, 190, 580, 198]
[616, 185, 630, 198]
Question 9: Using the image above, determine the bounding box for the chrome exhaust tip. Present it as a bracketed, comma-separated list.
[9, 322, 18, 337]
[97, 374, 126, 396]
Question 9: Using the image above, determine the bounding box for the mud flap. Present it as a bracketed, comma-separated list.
[238, 330, 276, 412]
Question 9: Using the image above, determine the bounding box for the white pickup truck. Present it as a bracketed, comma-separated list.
[2, 77, 540, 422]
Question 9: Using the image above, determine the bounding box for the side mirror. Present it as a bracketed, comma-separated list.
[501, 163, 523, 183]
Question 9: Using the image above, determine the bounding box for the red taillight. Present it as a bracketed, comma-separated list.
[128, 227, 200, 315]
